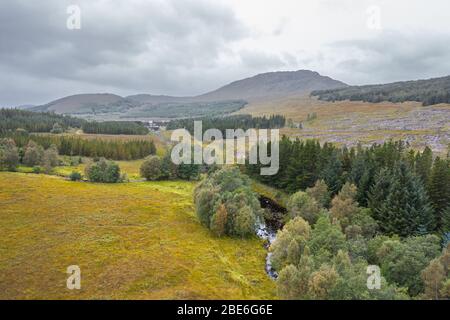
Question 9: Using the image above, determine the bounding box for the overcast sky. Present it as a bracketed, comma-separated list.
[1, 0, 450, 106]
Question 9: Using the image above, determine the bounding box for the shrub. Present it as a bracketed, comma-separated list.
[85, 158, 121, 183]
[140, 156, 163, 181]
[69, 171, 82, 181]
[32, 166, 42, 174]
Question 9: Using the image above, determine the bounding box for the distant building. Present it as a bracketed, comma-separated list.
[145, 120, 169, 131]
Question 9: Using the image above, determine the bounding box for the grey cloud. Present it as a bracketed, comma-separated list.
[328, 31, 450, 85]
[2, 1, 450, 106]
[0, 0, 255, 105]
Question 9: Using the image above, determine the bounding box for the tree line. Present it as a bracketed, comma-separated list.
[0, 109, 85, 133]
[311, 75, 450, 106]
[0, 108, 151, 135]
[1, 139, 59, 173]
[1, 132, 156, 160]
[81, 121, 149, 135]
[166, 114, 286, 135]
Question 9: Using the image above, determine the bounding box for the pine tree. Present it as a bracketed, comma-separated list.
[369, 161, 435, 237]
[320, 151, 343, 195]
[428, 157, 450, 232]
[415, 147, 433, 184]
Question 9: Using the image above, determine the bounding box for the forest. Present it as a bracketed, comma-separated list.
[81, 121, 149, 135]
[1, 131, 156, 160]
[0, 109, 149, 135]
[0, 109, 86, 133]
[311, 75, 450, 106]
[190, 139, 450, 299]
[123, 100, 247, 118]
[166, 114, 286, 134]
[246, 138, 450, 236]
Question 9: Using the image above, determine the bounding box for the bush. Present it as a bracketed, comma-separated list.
[85, 158, 121, 183]
[140, 152, 201, 181]
[32, 166, 43, 174]
[69, 171, 82, 181]
[140, 156, 163, 181]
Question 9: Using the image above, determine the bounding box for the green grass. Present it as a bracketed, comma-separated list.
[54, 159, 145, 180]
[251, 180, 289, 207]
[0, 172, 276, 299]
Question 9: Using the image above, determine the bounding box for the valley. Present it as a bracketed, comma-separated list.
[2, 69, 449, 301]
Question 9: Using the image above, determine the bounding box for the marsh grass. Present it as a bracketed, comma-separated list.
[0, 172, 275, 299]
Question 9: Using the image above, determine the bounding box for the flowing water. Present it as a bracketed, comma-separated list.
[256, 196, 287, 280]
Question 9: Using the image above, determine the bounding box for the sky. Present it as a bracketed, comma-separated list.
[1, 0, 450, 106]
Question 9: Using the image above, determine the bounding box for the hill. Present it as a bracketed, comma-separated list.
[32, 93, 124, 114]
[312, 75, 450, 106]
[198, 70, 347, 102]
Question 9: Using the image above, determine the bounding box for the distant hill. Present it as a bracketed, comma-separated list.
[125, 94, 188, 104]
[197, 70, 347, 102]
[32, 70, 348, 118]
[32, 93, 123, 114]
[312, 75, 450, 106]
[16, 104, 36, 110]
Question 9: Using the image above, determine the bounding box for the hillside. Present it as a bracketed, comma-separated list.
[198, 70, 347, 101]
[0, 173, 276, 299]
[239, 95, 450, 154]
[312, 75, 450, 106]
[32, 93, 124, 114]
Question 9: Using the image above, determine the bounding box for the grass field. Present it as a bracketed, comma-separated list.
[0, 172, 276, 299]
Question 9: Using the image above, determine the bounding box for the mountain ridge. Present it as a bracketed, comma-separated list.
[30, 70, 347, 116]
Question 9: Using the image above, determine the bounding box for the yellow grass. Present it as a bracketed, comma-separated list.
[237, 95, 450, 154]
[237, 95, 421, 121]
[0, 172, 276, 299]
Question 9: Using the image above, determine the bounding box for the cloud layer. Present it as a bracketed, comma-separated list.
[1, 0, 450, 106]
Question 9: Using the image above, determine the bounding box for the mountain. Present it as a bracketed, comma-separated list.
[312, 75, 450, 106]
[197, 70, 347, 102]
[32, 70, 348, 118]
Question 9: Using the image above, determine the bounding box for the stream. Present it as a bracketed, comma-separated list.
[256, 196, 287, 280]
